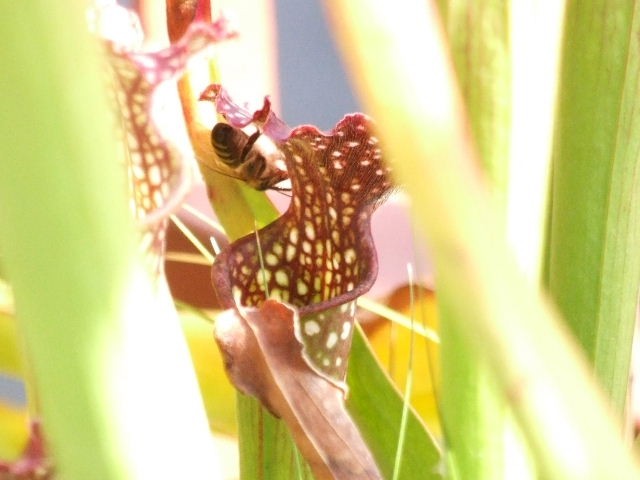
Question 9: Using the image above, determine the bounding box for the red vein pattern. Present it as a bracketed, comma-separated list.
[104, 20, 233, 277]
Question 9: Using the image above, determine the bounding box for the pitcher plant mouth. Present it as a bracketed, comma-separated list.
[97, 6, 392, 477]
[100, 15, 235, 278]
[202, 84, 394, 382]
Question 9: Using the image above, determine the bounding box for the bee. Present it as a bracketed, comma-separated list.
[210, 123, 290, 191]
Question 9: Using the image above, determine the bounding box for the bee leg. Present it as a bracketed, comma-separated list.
[240, 130, 262, 161]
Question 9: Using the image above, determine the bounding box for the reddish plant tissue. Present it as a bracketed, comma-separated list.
[215, 300, 382, 479]
[203, 85, 394, 383]
[203, 85, 393, 479]
[0, 422, 51, 479]
[104, 19, 234, 277]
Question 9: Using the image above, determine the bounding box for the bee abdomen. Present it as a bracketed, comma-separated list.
[208, 122, 290, 191]
[211, 123, 248, 167]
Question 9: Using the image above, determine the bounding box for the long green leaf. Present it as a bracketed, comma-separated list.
[0, 2, 217, 479]
[347, 326, 442, 479]
[438, 2, 512, 478]
[324, 0, 640, 477]
[546, 0, 640, 416]
[442, 0, 511, 204]
[0, 4, 218, 478]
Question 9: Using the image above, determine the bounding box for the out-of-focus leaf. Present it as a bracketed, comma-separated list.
[439, 2, 522, 478]
[179, 308, 237, 434]
[0, 306, 27, 462]
[440, 0, 511, 206]
[0, 402, 28, 462]
[324, 0, 640, 477]
[0, 3, 225, 476]
[0, 310, 22, 378]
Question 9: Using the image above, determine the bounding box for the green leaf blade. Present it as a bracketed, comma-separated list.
[347, 326, 442, 480]
[547, 0, 640, 415]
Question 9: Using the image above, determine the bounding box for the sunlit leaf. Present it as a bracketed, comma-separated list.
[0, 309, 22, 378]
[0, 402, 28, 462]
[179, 308, 237, 434]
